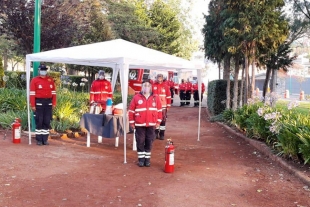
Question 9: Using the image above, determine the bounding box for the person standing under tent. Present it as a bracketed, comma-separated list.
[179, 79, 186, 106]
[30, 64, 57, 146]
[152, 74, 171, 140]
[185, 79, 192, 106]
[90, 70, 113, 112]
[192, 80, 205, 107]
[129, 80, 162, 167]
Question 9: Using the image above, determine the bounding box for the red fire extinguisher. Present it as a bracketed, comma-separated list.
[12, 118, 21, 144]
[164, 139, 175, 173]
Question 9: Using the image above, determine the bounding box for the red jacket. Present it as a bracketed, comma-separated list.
[128, 93, 163, 127]
[185, 82, 192, 92]
[90, 79, 113, 107]
[166, 79, 174, 89]
[179, 82, 186, 91]
[30, 76, 57, 107]
[152, 81, 171, 108]
[192, 82, 205, 93]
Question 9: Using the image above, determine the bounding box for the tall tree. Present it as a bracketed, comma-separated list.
[166, 0, 199, 59]
[286, 0, 310, 42]
[202, 0, 226, 71]
[69, 0, 115, 83]
[258, 41, 296, 97]
[222, 0, 289, 103]
[148, 0, 181, 55]
[106, 0, 160, 47]
[0, 0, 89, 55]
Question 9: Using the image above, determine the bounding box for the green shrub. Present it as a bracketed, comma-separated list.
[209, 113, 224, 122]
[207, 80, 227, 116]
[0, 56, 4, 88]
[0, 88, 133, 132]
[113, 92, 133, 106]
[222, 109, 234, 123]
[0, 88, 27, 113]
[296, 127, 310, 164]
[60, 75, 90, 92]
[207, 79, 241, 116]
[3, 71, 27, 89]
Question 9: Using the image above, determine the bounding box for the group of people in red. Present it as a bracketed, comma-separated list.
[89, 70, 204, 168]
[129, 74, 171, 167]
[178, 79, 205, 107]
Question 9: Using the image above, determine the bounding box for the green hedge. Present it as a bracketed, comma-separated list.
[207, 79, 241, 116]
[207, 80, 227, 116]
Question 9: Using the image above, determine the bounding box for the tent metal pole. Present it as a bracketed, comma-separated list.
[197, 70, 202, 141]
[26, 59, 32, 145]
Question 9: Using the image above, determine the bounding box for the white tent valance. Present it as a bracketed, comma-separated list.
[25, 39, 204, 163]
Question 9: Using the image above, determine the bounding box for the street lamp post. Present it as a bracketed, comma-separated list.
[32, 0, 41, 132]
[33, 0, 41, 77]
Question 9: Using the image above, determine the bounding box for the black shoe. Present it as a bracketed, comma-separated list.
[138, 161, 144, 167]
[37, 141, 43, 146]
[159, 136, 164, 140]
[156, 133, 160, 139]
[43, 141, 49, 145]
[144, 161, 151, 167]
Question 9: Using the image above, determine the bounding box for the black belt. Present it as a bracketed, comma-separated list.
[36, 98, 52, 100]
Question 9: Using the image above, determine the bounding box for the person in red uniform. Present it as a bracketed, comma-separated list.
[179, 79, 186, 106]
[129, 80, 162, 167]
[152, 74, 171, 140]
[90, 70, 113, 112]
[30, 64, 57, 146]
[167, 77, 175, 105]
[192, 80, 205, 107]
[185, 79, 192, 105]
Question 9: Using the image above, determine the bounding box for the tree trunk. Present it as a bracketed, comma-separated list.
[251, 59, 256, 98]
[243, 56, 249, 105]
[224, 56, 231, 109]
[232, 56, 240, 111]
[218, 62, 221, 79]
[239, 62, 245, 107]
[270, 69, 278, 93]
[3, 52, 8, 70]
[263, 67, 272, 98]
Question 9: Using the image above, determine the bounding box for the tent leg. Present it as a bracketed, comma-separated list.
[115, 137, 119, 147]
[133, 129, 137, 151]
[87, 131, 90, 147]
[98, 135, 102, 143]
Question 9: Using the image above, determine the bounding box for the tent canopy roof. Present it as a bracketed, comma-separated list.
[25, 39, 204, 163]
[26, 39, 203, 70]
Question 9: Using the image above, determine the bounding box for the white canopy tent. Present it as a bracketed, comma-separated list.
[25, 39, 203, 163]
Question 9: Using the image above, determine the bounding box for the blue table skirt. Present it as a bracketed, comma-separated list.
[80, 113, 129, 138]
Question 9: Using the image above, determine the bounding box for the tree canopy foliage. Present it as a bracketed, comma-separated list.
[0, 0, 199, 63]
[0, 0, 90, 55]
[203, 0, 294, 107]
[148, 0, 181, 55]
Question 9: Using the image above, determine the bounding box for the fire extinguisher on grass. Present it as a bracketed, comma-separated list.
[164, 139, 175, 173]
[12, 118, 21, 144]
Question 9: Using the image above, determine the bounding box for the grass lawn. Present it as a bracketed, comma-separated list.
[277, 100, 310, 114]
